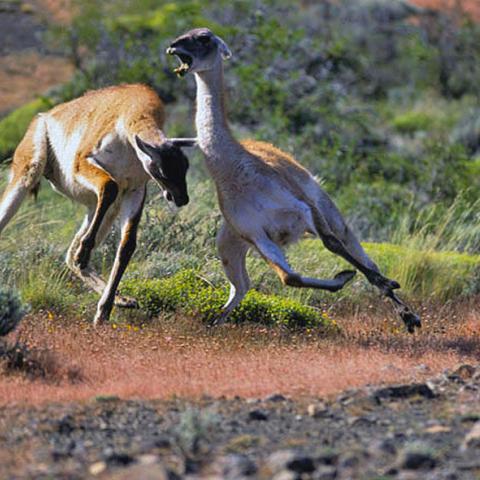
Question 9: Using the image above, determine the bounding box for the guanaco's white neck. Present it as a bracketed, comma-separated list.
[194, 60, 243, 181]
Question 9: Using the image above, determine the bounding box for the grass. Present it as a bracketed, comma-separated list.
[1, 166, 479, 325]
[122, 269, 335, 329]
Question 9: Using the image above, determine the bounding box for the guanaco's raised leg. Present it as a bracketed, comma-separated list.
[212, 221, 251, 325]
[253, 233, 356, 291]
[312, 190, 421, 332]
[94, 186, 146, 325]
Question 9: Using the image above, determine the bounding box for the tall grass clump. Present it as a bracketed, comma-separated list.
[382, 198, 480, 301]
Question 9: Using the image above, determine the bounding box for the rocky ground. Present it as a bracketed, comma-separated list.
[0, 364, 479, 479]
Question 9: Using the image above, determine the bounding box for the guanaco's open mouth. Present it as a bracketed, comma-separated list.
[166, 48, 193, 77]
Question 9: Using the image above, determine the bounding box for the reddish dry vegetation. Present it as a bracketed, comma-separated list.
[1, 304, 479, 406]
[0, 52, 73, 114]
[412, 0, 480, 20]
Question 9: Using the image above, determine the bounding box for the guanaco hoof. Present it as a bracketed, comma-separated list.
[400, 310, 422, 334]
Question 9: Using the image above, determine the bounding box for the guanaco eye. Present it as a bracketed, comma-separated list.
[198, 35, 211, 44]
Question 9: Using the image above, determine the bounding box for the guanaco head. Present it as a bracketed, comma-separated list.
[166, 28, 232, 77]
[135, 137, 190, 207]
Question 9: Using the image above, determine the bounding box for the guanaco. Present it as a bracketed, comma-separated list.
[167, 28, 421, 332]
[0, 84, 195, 325]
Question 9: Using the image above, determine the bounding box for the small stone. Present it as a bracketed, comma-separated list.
[89, 461, 107, 476]
[313, 465, 337, 480]
[369, 438, 397, 456]
[452, 364, 476, 381]
[307, 402, 329, 418]
[107, 464, 171, 480]
[265, 393, 287, 402]
[272, 471, 296, 480]
[373, 383, 435, 401]
[248, 409, 268, 421]
[210, 454, 257, 479]
[424, 425, 451, 434]
[138, 454, 158, 465]
[398, 447, 436, 470]
[105, 452, 134, 466]
[267, 450, 315, 474]
[315, 448, 339, 466]
[462, 421, 480, 450]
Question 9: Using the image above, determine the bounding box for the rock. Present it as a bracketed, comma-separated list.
[423, 425, 451, 434]
[89, 461, 107, 476]
[210, 454, 257, 479]
[265, 393, 287, 402]
[373, 383, 435, 401]
[107, 464, 173, 480]
[307, 402, 329, 418]
[248, 409, 268, 421]
[398, 446, 436, 470]
[267, 450, 316, 474]
[462, 421, 480, 450]
[315, 449, 339, 466]
[271, 471, 297, 480]
[312, 465, 337, 480]
[105, 452, 134, 466]
[138, 454, 159, 465]
[369, 438, 397, 456]
[451, 364, 476, 381]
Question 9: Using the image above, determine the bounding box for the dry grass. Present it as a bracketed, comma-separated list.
[0, 52, 73, 115]
[0, 303, 478, 406]
[412, 0, 480, 20]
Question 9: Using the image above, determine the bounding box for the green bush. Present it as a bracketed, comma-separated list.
[0, 98, 53, 162]
[392, 111, 434, 134]
[122, 269, 335, 330]
[0, 288, 26, 336]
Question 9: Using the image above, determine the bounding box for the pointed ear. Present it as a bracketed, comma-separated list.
[215, 35, 232, 60]
[168, 138, 197, 148]
[135, 135, 157, 157]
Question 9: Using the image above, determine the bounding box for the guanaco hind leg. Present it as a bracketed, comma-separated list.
[0, 115, 47, 234]
[312, 191, 421, 332]
[253, 233, 356, 291]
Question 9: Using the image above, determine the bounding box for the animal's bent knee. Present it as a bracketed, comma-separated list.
[323, 234, 344, 253]
[283, 272, 303, 287]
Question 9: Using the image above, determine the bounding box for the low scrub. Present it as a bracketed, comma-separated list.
[0, 288, 26, 336]
[122, 269, 335, 330]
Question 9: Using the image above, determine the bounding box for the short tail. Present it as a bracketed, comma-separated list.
[0, 114, 47, 234]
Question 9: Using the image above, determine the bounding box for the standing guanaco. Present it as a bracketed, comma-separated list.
[0, 84, 194, 324]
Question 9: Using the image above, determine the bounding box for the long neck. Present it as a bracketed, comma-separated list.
[195, 60, 240, 179]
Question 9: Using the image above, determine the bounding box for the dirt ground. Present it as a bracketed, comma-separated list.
[0, 313, 480, 479]
[2, 1, 480, 478]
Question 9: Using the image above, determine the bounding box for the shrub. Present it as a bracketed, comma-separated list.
[392, 111, 434, 134]
[122, 269, 335, 330]
[0, 288, 26, 336]
[0, 98, 53, 162]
